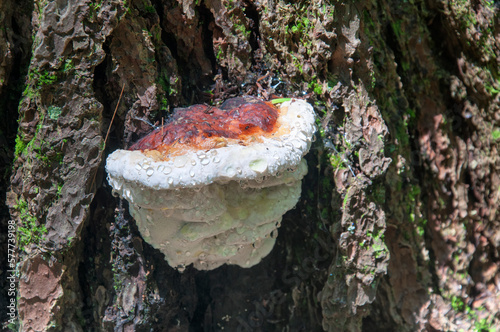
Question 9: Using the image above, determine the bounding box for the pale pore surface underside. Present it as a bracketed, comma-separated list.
[123, 160, 307, 270]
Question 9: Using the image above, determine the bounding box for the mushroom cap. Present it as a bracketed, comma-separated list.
[106, 98, 316, 190]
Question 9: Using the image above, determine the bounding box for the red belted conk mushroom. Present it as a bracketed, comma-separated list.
[106, 97, 316, 271]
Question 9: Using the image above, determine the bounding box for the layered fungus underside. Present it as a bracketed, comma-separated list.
[128, 160, 307, 270]
[106, 98, 316, 270]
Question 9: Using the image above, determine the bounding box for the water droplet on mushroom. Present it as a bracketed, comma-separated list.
[190, 170, 195, 177]
[249, 159, 268, 173]
[191, 159, 197, 166]
[162, 166, 172, 174]
[197, 151, 207, 159]
[157, 165, 165, 172]
[167, 177, 174, 184]
[146, 167, 154, 176]
[225, 166, 236, 177]
[236, 167, 242, 174]
[270, 229, 278, 238]
[174, 155, 188, 168]
[201, 158, 210, 166]
[273, 152, 279, 160]
[141, 159, 151, 168]
[213, 156, 221, 163]
[135, 164, 142, 171]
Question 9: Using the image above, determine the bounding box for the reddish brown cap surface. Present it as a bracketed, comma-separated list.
[129, 97, 279, 157]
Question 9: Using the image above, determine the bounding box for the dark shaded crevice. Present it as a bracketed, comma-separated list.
[78, 187, 115, 330]
[426, 8, 463, 76]
[91, 41, 129, 192]
[139, 244, 195, 330]
[381, 21, 425, 178]
[242, 0, 261, 62]
[0, 27, 31, 143]
[154, 4, 211, 104]
[93, 41, 125, 153]
[150, 0, 176, 55]
[81, 41, 122, 323]
[92, 44, 110, 112]
[198, 4, 217, 80]
[189, 272, 212, 331]
[383, 21, 406, 90]
[152, 0, 179, 64]
[160, 30, 179, 66]
[362, 314, 396, 332]
[75, 39, 124, 330]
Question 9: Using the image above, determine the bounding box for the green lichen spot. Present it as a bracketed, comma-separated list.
[47, 106, 62, 120]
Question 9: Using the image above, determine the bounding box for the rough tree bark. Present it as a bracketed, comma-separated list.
[0, 0, 499, 331]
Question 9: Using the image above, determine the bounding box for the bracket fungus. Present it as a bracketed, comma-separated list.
[106, 97, 316, 270]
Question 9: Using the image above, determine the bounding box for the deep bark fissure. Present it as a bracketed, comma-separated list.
[78, 187, 115, 330]
[189, 272, 212, 330]
[92, 41, 126, 151]
[198, 4, 218, 80]
[242, 0, 261, 64]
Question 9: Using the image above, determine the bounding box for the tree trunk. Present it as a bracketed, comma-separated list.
[1, 0, 499, 331]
